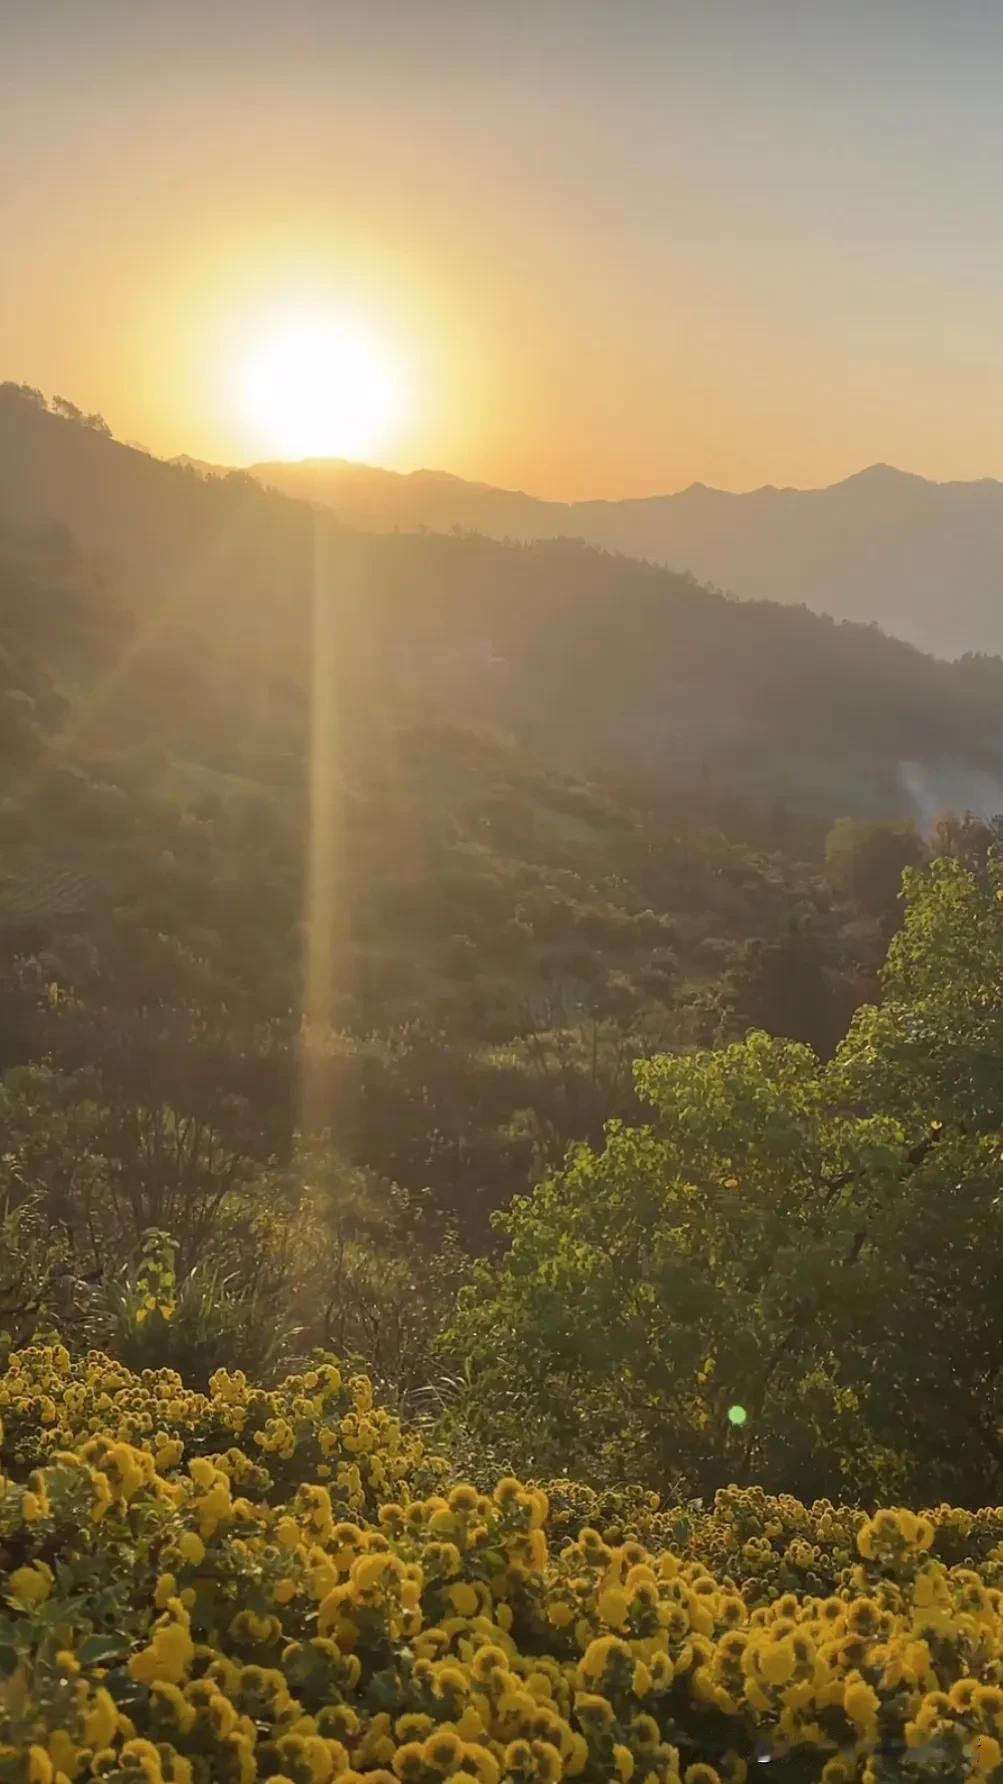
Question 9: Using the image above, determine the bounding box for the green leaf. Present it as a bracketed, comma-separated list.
[78, 1633, 129, 1665]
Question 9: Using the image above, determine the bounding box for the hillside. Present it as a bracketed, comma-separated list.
[254, 455, 1003, 659]
[6, 384, 1003, 823]
[0, 506, 886, 1254]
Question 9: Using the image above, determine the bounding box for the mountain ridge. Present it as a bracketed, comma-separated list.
[250, 454, 1003, 656]
[249, 455, 1003, 503]
[8, 378, 1003, 826]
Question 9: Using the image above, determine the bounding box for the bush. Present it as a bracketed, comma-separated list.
[0, 1341, 438, 1508]
[8, 1344, 1003, 1780]
[102, 1231, 301, 1390]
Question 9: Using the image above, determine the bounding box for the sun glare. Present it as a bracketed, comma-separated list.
[237, 313, 404, 461]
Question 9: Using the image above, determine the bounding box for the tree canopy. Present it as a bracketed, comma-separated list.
[452, 858, 1003, 1507]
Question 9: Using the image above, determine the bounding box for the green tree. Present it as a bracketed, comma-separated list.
[450, 859, 1003, 1505]
[927, 808, 1002, 879]
[451, 1030, 908, 1500]
[824, 816, 925, 928]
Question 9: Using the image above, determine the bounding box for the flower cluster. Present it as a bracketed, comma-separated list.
[0, 1345, 442, 1510]
[6, 1348, 1003, 1781]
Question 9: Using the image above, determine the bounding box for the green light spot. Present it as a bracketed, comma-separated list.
[727, 1404, 748, 1427]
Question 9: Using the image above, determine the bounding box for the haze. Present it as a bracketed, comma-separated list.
[7, 0, 1003, 497]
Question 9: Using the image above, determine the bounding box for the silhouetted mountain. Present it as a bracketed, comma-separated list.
[253, 456, 1003, 658]
[5, 380, 1003, 822]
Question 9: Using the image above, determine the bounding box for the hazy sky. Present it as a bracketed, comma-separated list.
[6, 0, 1003, 497]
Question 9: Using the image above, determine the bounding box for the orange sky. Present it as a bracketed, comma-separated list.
[6, 1, 1003, 499]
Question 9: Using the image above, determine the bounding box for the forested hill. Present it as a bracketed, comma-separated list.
[256, 453, 1003, 658]
[0, 509, 900, 1252]
[2, 375, 1002, 1364]
[5, 381, 1003, 822]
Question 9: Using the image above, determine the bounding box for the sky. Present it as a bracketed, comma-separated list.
[5, 0, 1003, 498]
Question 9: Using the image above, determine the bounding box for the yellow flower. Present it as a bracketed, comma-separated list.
[352, 1552, 393, 1591]
[155, 1572, 178, 1609]
[393, 1742, 426, 1780]
[632, 1659, 652, 1696]
[758, 1638, 796, 1686]
[975, 1686, 1003, 1722]
[424, 1730, 465, 1772]
[129, 1604, 195, 1687]
[396, 1716, 434, 1741]
[574, 1693, 615, 1726]
[597, 1586, 630, 1629]
[448, 1483, 480, 1513]
[150, 1681, 196, 1733]
[84, 1687, 120, 1750]
[580, 1635, 631, 1681]
[31, 1344, 1003, 1784]
[844, 1674, 880, 1733]
[7, 1562, 53, 1607]
[448, 1581, 480, 1616]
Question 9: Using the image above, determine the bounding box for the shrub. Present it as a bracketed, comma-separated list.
[8, 1345, 1003, 1780]
[102, 1231, 301, 1390]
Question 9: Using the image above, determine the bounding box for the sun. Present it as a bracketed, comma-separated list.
[237, 312, 404, 461]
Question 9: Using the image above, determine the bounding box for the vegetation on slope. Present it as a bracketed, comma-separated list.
[0, 513, 901, 1313]
[8, 383, 1003, 818]
[453, 857, 1003, 1507]
[3, 396, 1003, 1458]
[6, 1344, 1003, 1782]
[9, 395, 1003, 1781]
[255, 453, 1003, 659]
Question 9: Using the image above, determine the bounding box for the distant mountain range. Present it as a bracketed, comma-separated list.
[251, 457, 1003, 659]
[8, 380, 1003, 824]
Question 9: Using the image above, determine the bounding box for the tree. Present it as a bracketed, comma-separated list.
[450, 1030, 908, 1500]
[927, 808, 1003, 882]
[721, 920, 849, 1056]
[824, 817, 926, 927]
[450, 859, 1003, 1506]
[51, 394, 111, 434]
